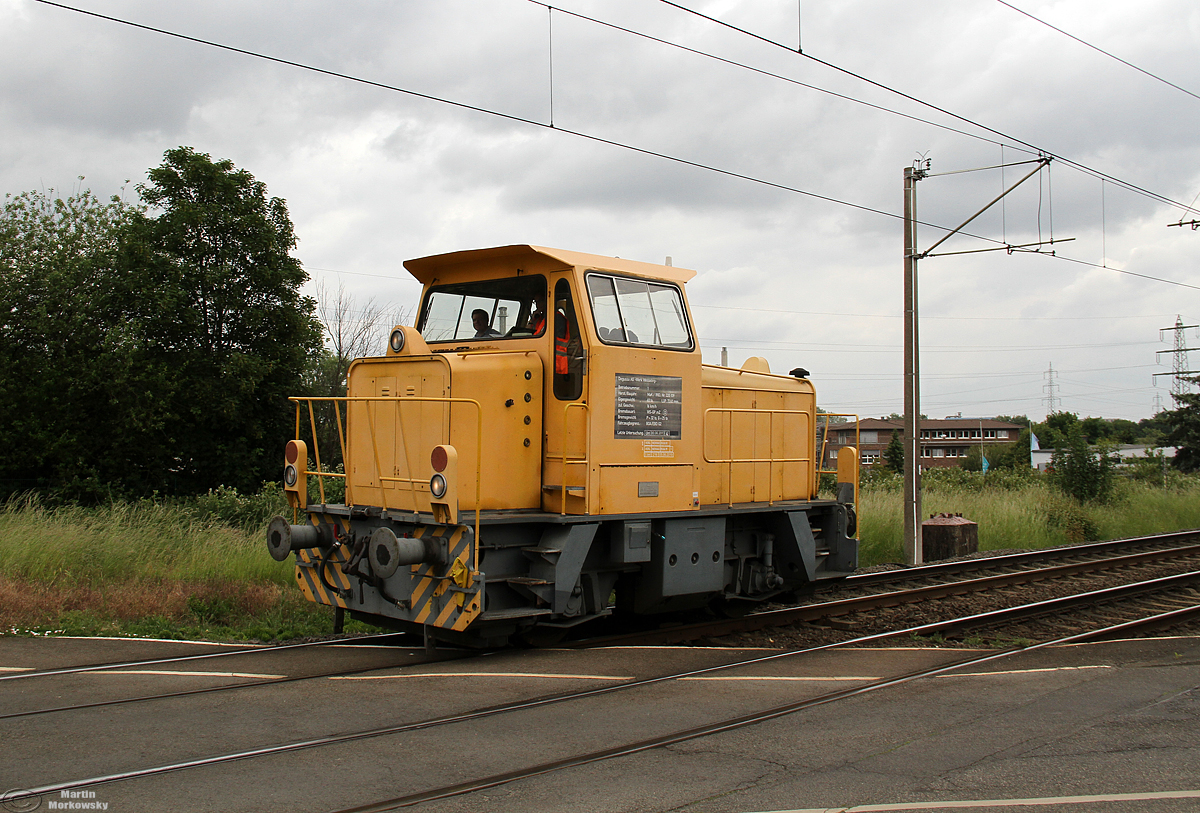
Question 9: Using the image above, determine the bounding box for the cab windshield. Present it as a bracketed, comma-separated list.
[417, 276, 548, 342]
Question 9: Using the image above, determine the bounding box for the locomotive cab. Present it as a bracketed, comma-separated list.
[270, 245, 859, 645]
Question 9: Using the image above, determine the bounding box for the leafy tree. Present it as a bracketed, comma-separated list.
[1126, 448, 1169, 486]
[816, 407, 848, 425]
[960, 445, 985, 472]
[0, 148, 322, 499]
[1163, 378, 1200, 472]
[134, 146, 323, 493]
[1079, 415, 1138, 445]
[0, 187, 170, 498]
[1034, 411, 1078, 449]
[997, 428, 1033, 469]
[1136, 412, 1171, 446]
[966, 429, 1032, 472]
[883, 430, 904, 473]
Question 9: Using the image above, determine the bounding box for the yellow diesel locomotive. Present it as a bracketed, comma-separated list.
[268, 245, 859, 645]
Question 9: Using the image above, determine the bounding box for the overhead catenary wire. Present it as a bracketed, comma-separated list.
[655, 0, 1200, 217]
[30, 0, 1200, 296]
[995, 0, 1200, 103]
[527, 1, 1026, 154]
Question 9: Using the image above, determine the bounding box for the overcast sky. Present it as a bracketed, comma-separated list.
[4, 0, 1200, 423]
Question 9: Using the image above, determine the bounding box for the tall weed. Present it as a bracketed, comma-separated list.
[855, 469, 1200, 566]
[0, 494, 290, 585]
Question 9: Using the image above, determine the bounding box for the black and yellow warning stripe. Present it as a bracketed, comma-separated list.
[410, 525, 481, 632]
[292, 521, 480, 631]
[295, 544, 352, 609]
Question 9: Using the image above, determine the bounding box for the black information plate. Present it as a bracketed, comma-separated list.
[615, 373, 682, 439]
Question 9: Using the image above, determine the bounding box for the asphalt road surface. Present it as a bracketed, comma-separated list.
[2, 634, 1197, 813]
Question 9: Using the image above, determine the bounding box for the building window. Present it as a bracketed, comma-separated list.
[921, 448, 931, 457]
[861, 450, 880, 464]
[860, 430, 878, 444]
[984, 429, 997, 438]
[932, 448, 945, 457]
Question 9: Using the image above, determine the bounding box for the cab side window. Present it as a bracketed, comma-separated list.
[552, 278, 584, 401]
[585, 273, 693, 350]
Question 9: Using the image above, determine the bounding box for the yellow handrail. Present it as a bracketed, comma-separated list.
[289, 395, 483, 557]
[560, 402, 590, 515]
[816, 413, 860, 506]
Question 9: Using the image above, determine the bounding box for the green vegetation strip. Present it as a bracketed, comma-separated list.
[0, 489, 369, 641]
[5, 470, 1200, 642]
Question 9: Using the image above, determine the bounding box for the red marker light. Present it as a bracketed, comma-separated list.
[431, 446, 448, 473]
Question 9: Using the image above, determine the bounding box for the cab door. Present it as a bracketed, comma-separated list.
[541, 275, 589, 513]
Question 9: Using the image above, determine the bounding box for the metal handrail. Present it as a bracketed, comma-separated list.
[290, 395, 483, 558]
[559, 402, 590, 515]
[817, 412, 860, 504]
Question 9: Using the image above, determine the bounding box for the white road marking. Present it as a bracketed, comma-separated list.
[681, 665, 1113, 683]
[939, 665, 1112, 678]
[57, 636, 265, 647]
[0, 667, 35, 672]
[759, 789, 1200, 812]
[99, 670, 286, 679]
[683, 676, 878, 682]
[591, 645, 780, 651]
[330, 672, 632, 681]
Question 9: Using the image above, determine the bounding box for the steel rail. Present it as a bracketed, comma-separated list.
[11, 571, 1198, 805]
[838, 529, 1200, 588]
[333, 600, 1200, 811]
[575, 543, 1200, 646]
[0, 650, 472, 721]
[0, 632, 416, 683]
[7, 532, 1190, 690]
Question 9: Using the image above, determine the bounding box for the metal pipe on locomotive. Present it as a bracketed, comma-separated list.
[267, 245, 860, 646]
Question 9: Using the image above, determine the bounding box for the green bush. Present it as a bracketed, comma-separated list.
[860, 467, 902, 491]
[179, 483, 289, 534]
[1050, 426, 1116, 503]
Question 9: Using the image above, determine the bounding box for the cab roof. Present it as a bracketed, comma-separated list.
[403, 244, 697, 286]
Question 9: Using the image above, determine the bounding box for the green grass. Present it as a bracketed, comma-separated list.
[0, 490, 372, 641]
[6, 469, 1200, 640]
[0, 494, 287, 585]
[857, 470, 1200, 566]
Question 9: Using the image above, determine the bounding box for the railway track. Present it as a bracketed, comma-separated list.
[6, 565, 1197, 811]
[834, 530, 1200, 592]
[331, 598, 1200, 812]
[576, 532, 1200, 648]
[0, 631, 412, 682]
[6, 533, 1197, 723]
